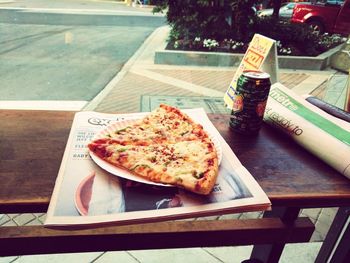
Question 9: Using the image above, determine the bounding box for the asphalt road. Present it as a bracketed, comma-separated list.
[0, 6, 165, 101]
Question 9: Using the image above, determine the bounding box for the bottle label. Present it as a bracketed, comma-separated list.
[231, 94, 244, 113]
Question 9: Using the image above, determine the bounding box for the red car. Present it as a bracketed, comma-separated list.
[291, 0, 350, 35]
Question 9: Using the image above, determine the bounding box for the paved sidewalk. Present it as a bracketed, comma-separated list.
[85, 26, 337, 114]
[1, 24, 348, 262]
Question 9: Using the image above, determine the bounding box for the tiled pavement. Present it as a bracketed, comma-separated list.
[1, 25, 349, 262]
[323, 74, 349, 109]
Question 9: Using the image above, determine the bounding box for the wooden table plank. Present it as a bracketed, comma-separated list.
[0, 110, 75, 212]
[0, 218, 314, 257]
[210, 114, 350, 207]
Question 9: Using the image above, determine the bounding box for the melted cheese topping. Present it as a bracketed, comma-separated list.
[109, 125, 165, 142]
[142, 107, 195, 137]
[107, 140, 212, 184]
[107, 107, 198, 143]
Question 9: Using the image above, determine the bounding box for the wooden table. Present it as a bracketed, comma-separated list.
[1, 110, 350, 262]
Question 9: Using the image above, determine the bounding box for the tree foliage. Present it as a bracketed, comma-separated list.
[153, 0, 261, 42]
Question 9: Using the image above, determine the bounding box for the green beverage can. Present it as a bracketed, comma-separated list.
[229, 70, 271, 134]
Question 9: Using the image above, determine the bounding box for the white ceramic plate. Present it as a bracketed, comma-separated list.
[89, 119, 222, 186]
[89, 151, 172, 187]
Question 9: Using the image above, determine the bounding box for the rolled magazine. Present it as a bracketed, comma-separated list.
[263, 83, 350, 178]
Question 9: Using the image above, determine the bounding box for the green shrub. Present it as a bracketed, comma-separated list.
[153, 1, 346, 56]
[153, 0, 258, 42]
[255, 17, 346, 56]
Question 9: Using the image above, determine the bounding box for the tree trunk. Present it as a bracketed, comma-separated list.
[272, 0, 281, 19]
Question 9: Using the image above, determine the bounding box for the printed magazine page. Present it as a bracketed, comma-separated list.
[45, 109, 270, 226]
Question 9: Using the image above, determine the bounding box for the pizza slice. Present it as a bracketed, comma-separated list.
[141, 104, 207, 139]
[88, 138, 218, 195]
[103, 104, 208, 145]
[88, 104, 219, 195]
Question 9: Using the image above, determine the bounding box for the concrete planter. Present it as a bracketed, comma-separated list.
[155, 44, 344, 70]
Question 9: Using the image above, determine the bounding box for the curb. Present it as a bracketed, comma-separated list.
[155, 43, 344, 70]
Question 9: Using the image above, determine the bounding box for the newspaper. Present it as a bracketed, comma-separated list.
[45, 108, 270, 226]
[264, 83, 350, 178]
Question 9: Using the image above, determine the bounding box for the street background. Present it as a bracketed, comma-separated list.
[0, 0, 164, 102]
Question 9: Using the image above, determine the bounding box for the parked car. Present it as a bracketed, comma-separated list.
[291, 0, 350, 34]
[257, 2, 297, 19]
